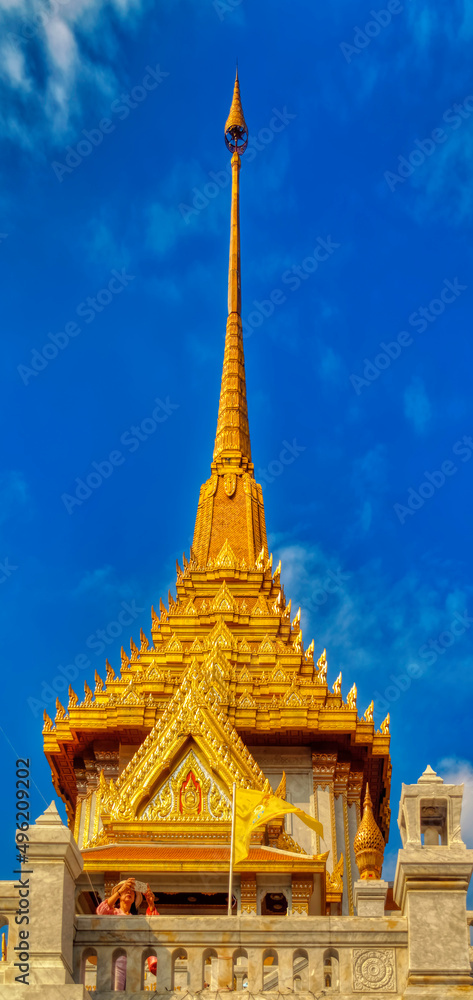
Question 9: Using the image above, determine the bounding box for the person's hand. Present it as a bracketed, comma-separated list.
[121, 878, 136, 893]
[145, 884, 155, 908]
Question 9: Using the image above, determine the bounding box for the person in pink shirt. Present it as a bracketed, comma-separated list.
[96, 878, 159, 988]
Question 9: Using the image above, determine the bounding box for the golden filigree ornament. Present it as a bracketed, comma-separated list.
[354, 785, 385, 880]
[180, 771, 201, 815]
[223, 473, 237, 497]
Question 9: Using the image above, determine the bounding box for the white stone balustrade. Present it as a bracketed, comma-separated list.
[73, 912, 408, 994]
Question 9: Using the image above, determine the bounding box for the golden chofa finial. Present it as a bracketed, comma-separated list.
[354, 785, 385, 880]
[225, 68, 248, 153]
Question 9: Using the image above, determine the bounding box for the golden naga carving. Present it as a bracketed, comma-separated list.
[274, 771, 286, 800]
[292, 607, 301, 628]
[255, 547, 265, 569]
[326, 853, 344, 893]
[43, 710, 53, 733]
[380, 713, 390, 734]
[347, 682, 357, 709]
[55, 698, 67, 722]
[332, 672, 342, 696]
[354, 785, 385, 879]
[364, 700, 374, 722]
[317, 648, 327, 681]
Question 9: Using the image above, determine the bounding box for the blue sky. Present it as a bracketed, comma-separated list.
[1, 0, 473, 886]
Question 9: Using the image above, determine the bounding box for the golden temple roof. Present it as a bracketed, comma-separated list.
[42, 73, 392, 880]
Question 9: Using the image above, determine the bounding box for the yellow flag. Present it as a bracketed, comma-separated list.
[234, 787, 323, 866]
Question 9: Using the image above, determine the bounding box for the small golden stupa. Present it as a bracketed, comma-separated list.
[354, 785, 386, 879]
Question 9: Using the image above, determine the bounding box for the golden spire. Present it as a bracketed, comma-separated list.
[193, 73, 268, 567]
[213, 70, 251, 464]
[354, 784, 385, 880]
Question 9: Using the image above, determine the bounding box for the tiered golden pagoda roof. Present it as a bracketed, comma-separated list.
[42, 73, 391, 881]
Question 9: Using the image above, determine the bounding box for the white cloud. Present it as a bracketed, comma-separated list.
[437, 757, 473, 847]
[404, 375, 431, 434]
[270, 540, 473, 708]
[0, 0, 152, 147]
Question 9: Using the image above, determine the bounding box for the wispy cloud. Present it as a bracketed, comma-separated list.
[0, 0, 151, 147]
[438, 757, 473, 847]
[272, 540, 473, 711]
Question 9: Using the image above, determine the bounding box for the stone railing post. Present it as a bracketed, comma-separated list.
[394, 765, 473, 995]
[28, 801, 83, 986]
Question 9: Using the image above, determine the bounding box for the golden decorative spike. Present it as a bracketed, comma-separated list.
[224, 68, 248, 141]
[274, 771, 286, 799]
[140, 627, 149, 652]
[347, 682, 357, 709]
[55, 697, 66, 721]
[317, 648, 327, 669]
[292, 607, 301, 628]
[380, 713, 390, 734]
[306, 639, 314, 658]
[364, 700, 374, 722]
[84, 681, 93, 705]
[43, 710, 53, 732]
[273, 560, 281, 579]
[332, 671, 342, 696]
[264, 553, 273, 571]
[94, 670, 104, 693]
[176, 559, 182, 576]
[159, 597, 167, 618]
[255, 547, 265, 569]
[68, 685, 78, 709]
[182, 551, 188, 568]
[354, 784, 385, 879]
[105, 659, 115, 683]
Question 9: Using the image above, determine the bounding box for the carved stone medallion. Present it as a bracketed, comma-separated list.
[353, 949, 396, 992]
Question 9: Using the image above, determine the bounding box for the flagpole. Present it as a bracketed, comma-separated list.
[227, 782, 236, 917]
